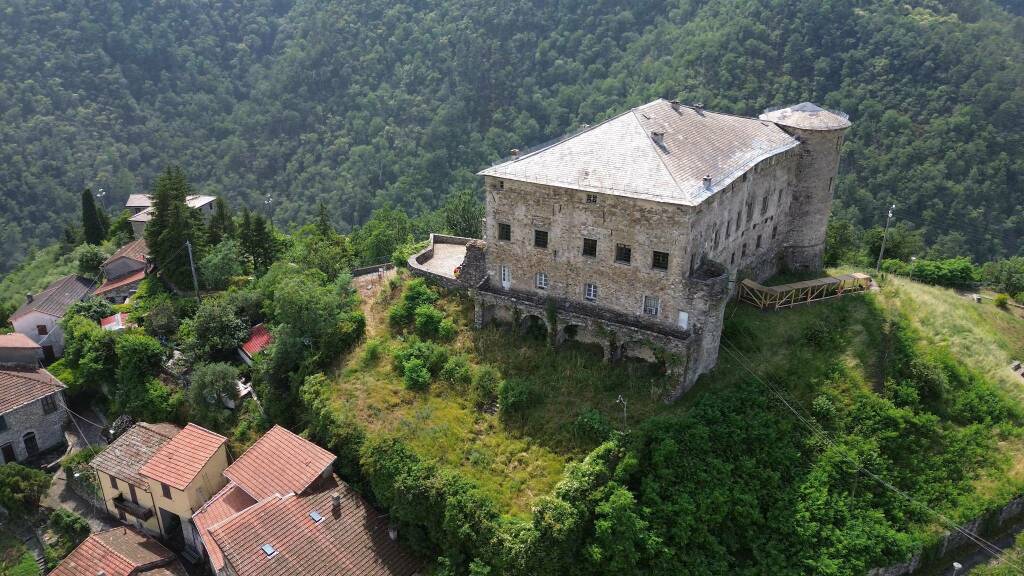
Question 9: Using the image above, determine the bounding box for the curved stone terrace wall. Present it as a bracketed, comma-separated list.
[408, 234, 486, 290]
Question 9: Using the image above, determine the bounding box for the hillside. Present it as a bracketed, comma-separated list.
[1, 0, 1022, 273]
[322, 269, 1024, 573]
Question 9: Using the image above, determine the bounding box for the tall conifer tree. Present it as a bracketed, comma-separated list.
[81, 188, 106, 245]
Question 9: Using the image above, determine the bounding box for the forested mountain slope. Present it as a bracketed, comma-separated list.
[1, 0, 1021, 272]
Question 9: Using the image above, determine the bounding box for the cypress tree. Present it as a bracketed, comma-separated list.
[315, 202, 334, 237]
[81, 189, 106, 245]
[207, 197, 234, 245]
[146, 167, 206, 290]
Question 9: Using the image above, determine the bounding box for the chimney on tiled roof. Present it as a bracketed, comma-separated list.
[702, 175, 713, 190]
[25, 293, 33, 303]
[332, 492, 341, 514]
[650, 131, 665, 146]
[388, 524, 399, 541]
[694, 103, 705, 115]
[509, 148, 520, 160]
[669, 99, 681, 112]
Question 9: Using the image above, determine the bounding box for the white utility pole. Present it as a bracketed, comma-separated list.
[876, 203, 896, 274]
[185, 240, 201, 300]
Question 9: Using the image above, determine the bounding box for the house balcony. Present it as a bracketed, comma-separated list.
[113, 495, 154, 521]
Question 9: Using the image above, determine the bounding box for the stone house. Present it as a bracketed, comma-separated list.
[8, 274, 94, 361]
[51, 526, 187, 576]
[128, 194, 217, 239]
[90, 422, 230, 558]
[413, 99, 849, 398]
[95, 238, 150, 303]
[0, 335, 67, 464]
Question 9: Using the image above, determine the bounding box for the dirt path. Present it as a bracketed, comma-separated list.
[353, 268, 397, 337]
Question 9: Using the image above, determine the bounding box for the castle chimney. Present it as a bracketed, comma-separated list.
[669, 99, 681, 111]
[694, 103, 705, 114]
[331, 492, 341, 514]
[388, 524, 399, 541]
[509, 148, 520, 160]
[650, 131, 665, 146]
[702, 175, 712, 190]
[25, 293, 33, 303]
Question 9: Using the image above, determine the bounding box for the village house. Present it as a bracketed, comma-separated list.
[7, 274, 93, 361]
[101, 311, 135, 331]
[127, 193, 217, 239]
[95, 238, 150, 303]
[90, 422, 230, 558]
[238, 323, 272, 366]
[411, 99, 849, 398]
[0, 334, 67, 464]
[193, 425, 421, 576]
[51, 526, 187, 576]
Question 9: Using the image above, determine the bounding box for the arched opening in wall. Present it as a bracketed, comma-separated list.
[619, 340, 667, 379]
[559, 323, 605, 359]
[519, 314, 548, 341]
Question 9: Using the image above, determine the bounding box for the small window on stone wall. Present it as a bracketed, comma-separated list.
[746, 200, 754, 223]
[742, 243, 747, 257]
[41, 395, 57, 414]
[652, 251, 669, 270]
[731, 252, 735, 265]
[585, 193, 598, 204]
[761, 195, 769, 215]
[642, 295, 660, 317]
[772, 225, 778, 240]
[498, 223, 511, 242]
[582, 238, 597, 257]
[615, 244, 632, 264]
[534, 230, 549, 249]
[585, 283, 598, 301]
[756, 234, 763, 249]
[535, 272, 549, 290]
[713, 230, 720, 250]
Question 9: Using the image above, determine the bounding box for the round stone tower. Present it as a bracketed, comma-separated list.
[759, 102, 851, 272]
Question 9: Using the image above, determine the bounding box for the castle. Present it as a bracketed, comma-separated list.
[411, 99, 850, 398]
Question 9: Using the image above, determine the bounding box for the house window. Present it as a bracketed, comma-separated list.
[761, 195, 769, 215]
[756, 235, 763, 249]
[713, 230, 720, 250]
[585, 193, 598, 204]
[746, 200, 754, 223]
[128, 484, 138, 504]
[652, 251, 669, 270]
[161, 483, 172, 500]
[534, 230, 548, 249]
[499, 180, 504, 189]
[110, 476, 118, 490]
[731, 252, 736, 265]
[772, 225, 778, 239]
[585, 283, 598, 302]
[642, 296, 660, 317]
[535, 272, 549, 290]
[615, 244, 632, 264]
[582, 238, 597, 257]
[726, 220, 732, 239]
[735, 211, 742, 230]
[41, 395, 57, 414]
[742, 243, 747, 257]
[500, 265, 511, 285]
[37, 325, 48, 336]
[498, 223, 511, 242]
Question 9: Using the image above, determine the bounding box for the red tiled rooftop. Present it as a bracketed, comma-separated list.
[193, 483, 259, 572]
[100, 312, 132, 330]
[139, 423, 227, 490]
[103, 238, 149, 266]
[50, 526, 187, 576]
[94, 268, 147, 295]
[224, 425, 335, 500]
[208, 476, 422, 576]
[241, 323, 273, 358]
[0, 333, 40, 349]
[0, 367, 64, 415]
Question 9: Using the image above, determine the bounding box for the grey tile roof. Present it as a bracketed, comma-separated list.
[9, 275, 94, 321]
[90, 423, 181, 488]
[759, 102, 851, 131]
[479, 99, 800, 206]
[0, 367, 65, 415]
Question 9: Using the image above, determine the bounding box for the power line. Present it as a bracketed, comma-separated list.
[717, 338, 1020, 569]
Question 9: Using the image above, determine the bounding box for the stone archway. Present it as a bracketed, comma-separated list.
[519, 313, 548, 341]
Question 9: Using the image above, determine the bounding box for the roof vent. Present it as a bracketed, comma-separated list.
[25, 293, 33, 303]
[669, 99, 681, 111]
[702, 175, 713, 190]
[694, 103, 705, 115]
[310, 510, 324, 524]
[261, 543, 277, 558]
[650, 131, 665, 146]
[331, 492, 341, 514]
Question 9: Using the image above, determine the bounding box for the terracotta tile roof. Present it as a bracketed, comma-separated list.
[103, 238, 150, 266]
[95, 269, 147, 295]
[0, 333, 40, 349]
[139, 423, 227, 490]
[9, 275, 94, 321]
[208, 476, 422, 576]
[240, 324, 273, 358]
[51, 526, 187, 576]
[479, 98, 800, 206]
[224, 425, 336, 500]
[100, 312, 133, 330]
[193, 483, 258, 572]
[0, 367, 64, 415]
[91, 423, 181, 488]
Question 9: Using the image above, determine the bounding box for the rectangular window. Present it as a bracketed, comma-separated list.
[585, 193, 598, 204]
[110, 476, 118, 490]
[582, 238, 597, 258]
[756, 235, 763, 249]
[498, 223, 511, 242]
[736, 211, 742, 230]
[534, 230, 548, 249]
[162, 483, 172, 500]
[642, 296, 660, 317]
[652, 251, 669, 270]
[128, 484, 138, 504]
[37, 324, 48, 336]
[585, 283, 598, 302]
[41, 395, 57, 414]
[500, 265, 511, 285]
[746, 200, 754, 223]
[761, 195, 769, 215]
[535, 272, 549, 290]
[615, 244, 632, 264]
[772, 225, 778, 239]
[731, 252, 736, 265]
[742, 243, 748, 257]
[713, 230, 720, 250]
[726, 220, 732, 239]
[0, 416, 6, 432]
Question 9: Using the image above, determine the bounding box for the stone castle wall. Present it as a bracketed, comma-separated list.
[779, 127, 846, 271]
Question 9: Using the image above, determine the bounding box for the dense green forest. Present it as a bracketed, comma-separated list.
[1, 0, 1022, 274]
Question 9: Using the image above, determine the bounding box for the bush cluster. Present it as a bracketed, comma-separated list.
[881, 257, 978, 287]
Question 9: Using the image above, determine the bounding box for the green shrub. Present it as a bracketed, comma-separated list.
[802, 320, 840, 349]
[471, 365, 502, 407]
[994, 293, 1010, 309]
[498, 378, 531, 419]
[388, 278, 439, 330]
[571, 408, 612, 446]
[414, 304, 445, 338]
[438, 318, 457, 341]
[0, 463, 50, 519]
[362, 337, 386, 366]
[439, 355, 473, 391]
[48, 509, 89, 546]
[402, 358, 431, 391]
[392, 337, 449, 376]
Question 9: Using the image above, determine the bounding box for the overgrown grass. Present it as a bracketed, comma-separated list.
[0, 246, 77, 317]
[0, 529, 39, 576]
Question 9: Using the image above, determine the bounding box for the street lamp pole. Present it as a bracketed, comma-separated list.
[616, 395, 628, 430]
[908, 256, 917, 283]
[876, 203, 896, 274]
[951, 561, 962, 576]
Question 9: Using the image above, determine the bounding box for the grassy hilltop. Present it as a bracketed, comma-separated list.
[321, 269, 1024, 572]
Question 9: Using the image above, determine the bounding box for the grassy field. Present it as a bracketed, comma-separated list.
[0, 529, 39, 576]
[328, 269, 1024, 522]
